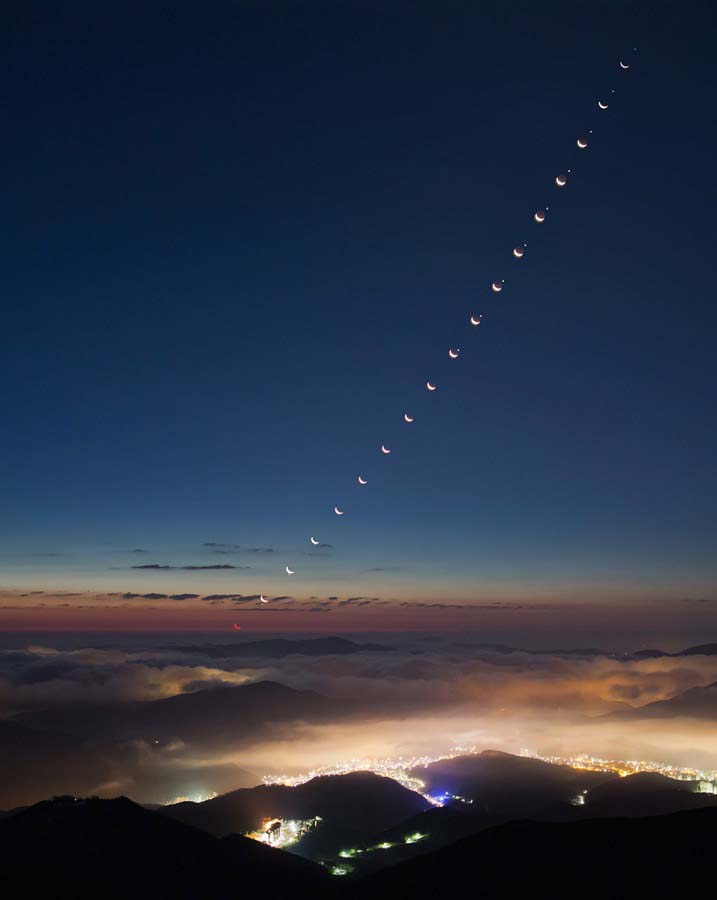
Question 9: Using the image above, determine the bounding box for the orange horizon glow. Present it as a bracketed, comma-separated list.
[1, 589, 716, 643]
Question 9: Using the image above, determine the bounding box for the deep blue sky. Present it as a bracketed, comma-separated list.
[1, 1, 715, 604]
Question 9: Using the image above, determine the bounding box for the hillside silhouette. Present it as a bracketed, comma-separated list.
[356, 807, 717, 898]
[631, 643, 717, 659]
[608, 680, 717, 719]
[0, 795, 333, 899]
[412, 750, 616, 816]
[172, 636, 395, 658]
[19, 679, 345, 745]
[323, 754, 717, 875]
[162, 772, 430, 841]
[573, 771, 717, 817]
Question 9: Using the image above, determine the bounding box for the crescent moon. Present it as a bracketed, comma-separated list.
[598, 100, 608, 110]
[448, 348, 460, 359]
[426, 381, 436, 391]
[358, 475, 368, 484]
[513, 246, 525, 259]
[555, 175, 567, 187]
[260, 595, 268, 603]
[403, 413, 414, 423]
[577, 138, 588, 149]
[334, 506, 344, 515]
[470, 314, 482, 326]
[285, 566, 295, 575]
[534, 210, 546, 223]
[310, 536, 319, 545]
[380, 445, 391, 455]
[232, 623, 241, 631]
[619, 61, 630, 69]
[491, 281, 503, 293]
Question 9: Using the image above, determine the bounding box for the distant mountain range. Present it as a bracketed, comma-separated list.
[448, 641, 717, 659]
[607, 680, 717, 720]
[631, 642, 717, 659]
[171, 635, 396, 658]
[18, 679, 347, 745]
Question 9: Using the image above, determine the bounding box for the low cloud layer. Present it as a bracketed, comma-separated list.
[3, 635, 717, 721]
[2, 634, 717, 807]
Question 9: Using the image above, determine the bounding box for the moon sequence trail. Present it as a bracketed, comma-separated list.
[235, 52, 639, 615]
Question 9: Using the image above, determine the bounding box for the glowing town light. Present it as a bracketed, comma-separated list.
[262, 746, 717, 815]
[164, 791, 217, 805]
[245, 816, 321, 849]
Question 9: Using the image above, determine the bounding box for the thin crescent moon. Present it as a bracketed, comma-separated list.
[513, 246, 524, 258]
[285, 566, 295, 574]
[380, 445, 391, 455]
[619, 61, 630, 69]
[470, 315, 482, 326]
[491, 281, 503, 293]
[358, 475, 368, 484]
[534, 210, 546, 223]
[404, 413, 414, 423]
[310, 536, 319, 545]
[334, 506, 344, 515]
[448, 348, 460, 359]
[232, 623, 241, 630]
[260, 595, 268, 603]
[577, 138, 588, 149]
[426, 381, 436, 391]
[555, 175, 567, 187]
[598, 100, 608, 109]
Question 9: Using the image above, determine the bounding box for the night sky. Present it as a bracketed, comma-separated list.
[1, 2, 715, 625]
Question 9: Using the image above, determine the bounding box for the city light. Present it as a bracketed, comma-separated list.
[261, 745, 717, 804]
[245, 816, 322, 848]
[518, 749, 717, 786]
[164, 791, 218, 805]
[404, 832, 426, 844]
[261, 749, 480, 805]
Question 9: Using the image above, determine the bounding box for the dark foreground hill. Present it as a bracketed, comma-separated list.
[325, 804, 502, 876]
[162, 772, 431, 843]
[0, 795, 333, 900]
[355, 806, 717, 899]
[326, 762, 717, 876]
